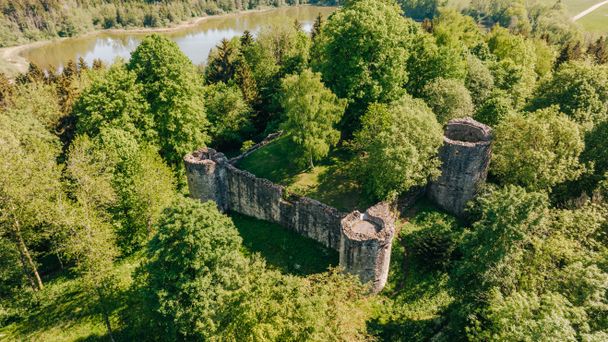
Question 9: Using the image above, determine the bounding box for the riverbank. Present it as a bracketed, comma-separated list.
[0, 5, 294, 77]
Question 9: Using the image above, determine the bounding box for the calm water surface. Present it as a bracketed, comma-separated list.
[22, 6, 335, 70]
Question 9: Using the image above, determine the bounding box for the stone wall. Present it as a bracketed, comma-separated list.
[428, 118, 492, 216]
[184, 141, 395, 293]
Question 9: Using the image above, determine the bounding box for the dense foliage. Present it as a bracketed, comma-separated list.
[3, 0, 608, 340]
[279, 69, 345, 168]
[354, 95, 443, 200]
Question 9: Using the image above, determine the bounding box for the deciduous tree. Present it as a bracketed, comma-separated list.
[492, 107, 585, 190]
[279, 69, 345, 168]
[312, 0, 414, 133]
[354, 94, 443, 200]
[128, 34, 209, 166]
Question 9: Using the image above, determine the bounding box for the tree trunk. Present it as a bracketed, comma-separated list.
[13, 218, 43, 291]
[309, 156, 314, 170]
[97, 287, 116, 342]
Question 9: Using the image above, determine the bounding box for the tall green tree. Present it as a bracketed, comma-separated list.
[65, 134, 121, 341]
[464, 55, 495, 108]
[312, 0, 415, 134]
[354, 94, 444, 200]
[128, 34, 209, 166]
[421, 78, 474, 124]
[91, 128, 176, 253]
[73, 63, 154, 142]
[0, 109, 64, 291]
[406, 31, 467, 96]
[452, 185, 608, 340]
[205, 38, 241, 84]
[530, 61, 608, 129]
[203, 82, 253, 149]
[279, 69, 346, 168]
[491, 107, 585, 190]
[134, 197, 250, 340]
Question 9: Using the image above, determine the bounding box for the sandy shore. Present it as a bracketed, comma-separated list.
[0, 7, 278, 76]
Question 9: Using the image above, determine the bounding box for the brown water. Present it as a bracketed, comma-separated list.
[21, 6, 335, 70]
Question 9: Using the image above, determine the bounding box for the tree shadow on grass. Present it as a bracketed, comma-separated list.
[308, 151, 375, 212]
[9, 268, 132, 340]
[231, 213, 338, 276]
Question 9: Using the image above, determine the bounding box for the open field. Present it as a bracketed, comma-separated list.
[446, 0, 608, 34]
[237, 136, 375, 212]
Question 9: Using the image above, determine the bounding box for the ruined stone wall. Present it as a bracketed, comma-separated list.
[222, 162, 344, 250]
[428, 118, 492, 216]
[185, 147, 345, 250]
[184, 142, 395, 292]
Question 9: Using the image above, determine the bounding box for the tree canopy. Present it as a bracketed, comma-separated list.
[279, 69, 346, 168]
[312, 0, 415, 133]
[355, 94, 444, 200]
[491, 107, 585, 190]
[128, 34, 209, 167]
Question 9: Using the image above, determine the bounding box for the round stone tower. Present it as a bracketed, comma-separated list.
[183, 148, 228, 211]
[428, 118, 492, 216]
[339, 202, 395, 294]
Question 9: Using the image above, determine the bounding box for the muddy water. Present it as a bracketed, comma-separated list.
[21, 6, 335, 70]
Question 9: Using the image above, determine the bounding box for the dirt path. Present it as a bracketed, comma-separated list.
[573, 0, 608, 21]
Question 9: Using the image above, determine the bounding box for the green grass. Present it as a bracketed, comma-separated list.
[0, 254, 141, 342]
[577, 4, 608, 34]
[369, 200, 459, 341]
[232, 213, 339, 276]
[237, 136, 374, 212]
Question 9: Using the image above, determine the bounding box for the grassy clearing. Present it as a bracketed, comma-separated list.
[232, 213, 339, 276]
[369, 200, 459, 341]
[0, 254, 141, 342]
[237, 136, 374, 212]
[577, 4, 608, 34]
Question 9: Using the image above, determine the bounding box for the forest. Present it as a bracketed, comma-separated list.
[1, 0, 608, 341]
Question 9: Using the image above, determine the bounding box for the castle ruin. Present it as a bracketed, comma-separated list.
[184, 117, 492, 293]
[184, 139, 395, 293]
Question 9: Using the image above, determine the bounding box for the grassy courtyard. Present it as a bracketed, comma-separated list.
[232, 213, 338, 275]
[237, 136, 375, 212]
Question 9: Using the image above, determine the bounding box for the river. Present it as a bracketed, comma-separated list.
[11, 6, 335, 72]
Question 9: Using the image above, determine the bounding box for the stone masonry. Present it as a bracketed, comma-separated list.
[340, 202, 395, 293]
[428, 118, 493, 216]
[184, 141, 395, 293]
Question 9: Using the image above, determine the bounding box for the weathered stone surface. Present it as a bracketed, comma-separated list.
[184, 149, 229, 211]
[339, 202, 395, 294]
[428, 118, 492, 216]
[184, 145, 345, 251]
[184, 137, 396, 292]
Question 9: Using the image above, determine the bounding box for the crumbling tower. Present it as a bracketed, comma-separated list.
[428, 118, 492, 216]
[339, 202, 395, 294]
[184, 148, 229, 212]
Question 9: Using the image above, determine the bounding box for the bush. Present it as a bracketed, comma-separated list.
[405, 212, 460, 270]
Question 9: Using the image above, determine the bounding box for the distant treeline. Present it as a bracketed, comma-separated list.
[0, 0, 335, 47]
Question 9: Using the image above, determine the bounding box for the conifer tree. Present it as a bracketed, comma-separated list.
[311, 13, 323, 41]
